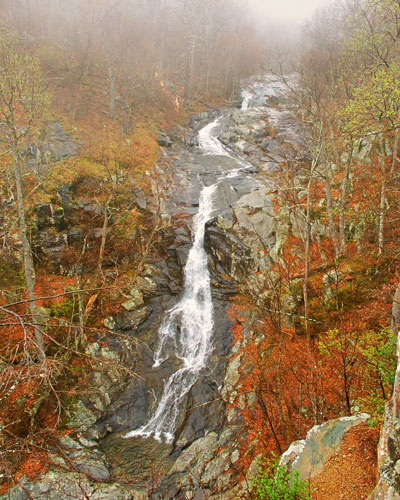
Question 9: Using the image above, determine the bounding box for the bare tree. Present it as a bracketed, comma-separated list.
[0, 27, 50, 357]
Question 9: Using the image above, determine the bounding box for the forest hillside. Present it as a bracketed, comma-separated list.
[0, 1, 400, 499]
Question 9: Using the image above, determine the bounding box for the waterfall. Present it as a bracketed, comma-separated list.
[198, 116, 229, 156]
[241, 89, 252, 110]
[123, 74, 297, 444]
[124, 180, 217, 443]
[124, 110, 248, 442]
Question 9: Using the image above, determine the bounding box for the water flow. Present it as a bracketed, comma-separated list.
[241, 89, 252, 110]
[124, 75, 295, 443]
[199, 116, 252, 172]
[198, 116, 229, 156]
[125, 183, 217, 442]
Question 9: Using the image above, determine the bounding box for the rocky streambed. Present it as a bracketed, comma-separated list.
[2, 74, 301, 500]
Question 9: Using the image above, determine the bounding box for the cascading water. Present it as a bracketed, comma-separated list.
[124, 76, 293, 444]
[241, 89, 252, 110]
[125, 174, 217, 443]
[124, 114, 240, 442]
[198, 116, 230, 156]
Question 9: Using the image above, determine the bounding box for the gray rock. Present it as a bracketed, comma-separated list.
[74, 453, 111, 481]
[25, 121, 79, 173]
[370, 406, 400, 499]
[0, 471, 132, 500]
[280, 413, 370, 480]
[212, 180, 239, 214]
[122, 289, 144, 311]
[65, 400, 97, 431]
[103, 317, 116, 330]
[169, 432, 220, 475]
[135, 276, 159, 297]
[158, 134, 172, 147]
[116, 306, 150, 330]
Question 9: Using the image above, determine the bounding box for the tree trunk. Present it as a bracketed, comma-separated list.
[96, 195, 112, 283]
[184, 35, 195, 106]
[324, 163, 339, 256]
[13, 152, 45, 357]
[339, 158, 351, 255]
[378, 134, 386, 255]
[391, 265, 400, 418]
[108, 60, 115, 119]
[303, 173, 313, 344]
[390, 112, 400, 178]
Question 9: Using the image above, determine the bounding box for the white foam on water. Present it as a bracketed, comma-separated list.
[124, 183, 217, 442]
[198, 116, 230, 156]
[241, 89, 252, 110]
[124, 78, 288, 442]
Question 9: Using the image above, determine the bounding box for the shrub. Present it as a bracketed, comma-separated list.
[251, 457, 311, 500]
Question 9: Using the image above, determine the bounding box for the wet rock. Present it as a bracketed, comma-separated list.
[221, 355, 241, 404]
[206, 219, 252, 281]
[74, 451, 111, 481]
[189, 111, 218, 131]
[212, 180, 239, 214]
[169, 432, 220, 475]
[100, 434, 174, 488]
[175, 376, 225, 448]
[175, 244, 190, 268]
[100, 382, 146, 432]
[115, 307, 150, 331]
[169, 427, 235, 496]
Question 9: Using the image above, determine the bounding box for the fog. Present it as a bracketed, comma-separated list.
[0, 0, 340, 100]
[247, 0, 335, 23]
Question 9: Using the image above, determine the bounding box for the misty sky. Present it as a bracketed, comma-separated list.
[248, 0, 334, 22]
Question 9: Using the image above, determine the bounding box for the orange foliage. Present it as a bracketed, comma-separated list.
[224, 148, 400, 476]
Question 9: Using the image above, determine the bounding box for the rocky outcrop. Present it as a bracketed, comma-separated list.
[26, 121, 79, 173]
[280, 414, 370, 481]
[1, 471, 132, 500]
[369, 273, 400, 499]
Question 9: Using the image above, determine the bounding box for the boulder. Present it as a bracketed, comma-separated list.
[370, 406, 400, 499]
[121, 289, 144, 311]
[26, 121, 79, 173]
[0, 471, 132, 500]
[280, 413, 370, 480]
[65, 400, 97, 431]
[158, 134, 172, 147]
[232, 185, 276, 249]
[115, 307, 150, 331]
